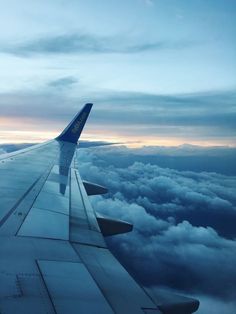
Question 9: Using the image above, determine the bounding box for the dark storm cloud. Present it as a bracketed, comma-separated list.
[76, 145, 236, 303]
[3, 33, 195, 56]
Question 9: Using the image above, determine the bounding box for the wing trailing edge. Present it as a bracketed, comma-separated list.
[56, 103, 93, 144]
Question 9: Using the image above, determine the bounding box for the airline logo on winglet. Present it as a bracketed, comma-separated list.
[71, 112, 88, 134]
[56, 103, 93, 143]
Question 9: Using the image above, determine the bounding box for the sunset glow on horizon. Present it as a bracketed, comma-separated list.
[1, 125, 235, 148]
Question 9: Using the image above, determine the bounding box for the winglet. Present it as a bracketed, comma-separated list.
[56, 103, 93, 144]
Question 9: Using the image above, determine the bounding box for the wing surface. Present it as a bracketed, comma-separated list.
[0, 104, 199, 314]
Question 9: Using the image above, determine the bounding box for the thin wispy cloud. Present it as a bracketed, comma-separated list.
[47, 76, 78, 90]
[142, 0, 154, 7]
[3, 32, 196, 56]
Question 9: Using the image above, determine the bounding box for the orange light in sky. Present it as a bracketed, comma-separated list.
[0, 131, 58, 144]
[0, 117, 235, 147]
[0, 129, 235, 147]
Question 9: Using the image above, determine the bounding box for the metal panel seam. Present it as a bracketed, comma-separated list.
[35, 260, 57, 314]
[15, 160, 62, 236]
[74, 170, 90, 227]
[71, 243, 117, 314]
[0, 176, 41, 228]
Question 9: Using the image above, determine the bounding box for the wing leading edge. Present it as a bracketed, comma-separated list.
[0, 104, 199, 314]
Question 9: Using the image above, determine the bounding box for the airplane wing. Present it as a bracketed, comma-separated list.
[0, 104, 199, 314]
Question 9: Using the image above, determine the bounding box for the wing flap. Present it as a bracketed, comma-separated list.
[69, 168, 106, 247]
[73, 244, 158, 314]
[38, 260, 113, 314]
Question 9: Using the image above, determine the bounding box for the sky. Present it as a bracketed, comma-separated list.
[0, 3, 236, 312]
[0, 0, 235, 146]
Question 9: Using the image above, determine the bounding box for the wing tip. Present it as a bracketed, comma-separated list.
[56, 103, 93, 144]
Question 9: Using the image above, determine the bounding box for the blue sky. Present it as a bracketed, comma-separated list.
[0, 0, 235, 145]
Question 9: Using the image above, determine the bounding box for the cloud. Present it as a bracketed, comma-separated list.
[3, 32, 195, 56]
[47, 76, 78, 90]
[0, 89, 236, 139]
[0, 148, 6, 155]
[144, 0, 154, 6]
[91, 89, 236, 134]
[0, 143, 33, 153]
[0, 92, 76, 123]
[79, 140, 121, 148]
[0, 142, 115, 153]
[79, 151, 236, 237]
[76, 145, 236, 306]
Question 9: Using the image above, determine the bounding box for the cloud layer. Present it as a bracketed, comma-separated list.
[77, 145, 236, 311]
[0, 89, 235, 144]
